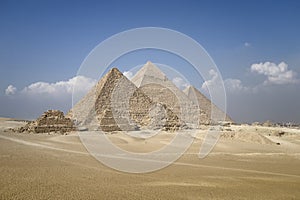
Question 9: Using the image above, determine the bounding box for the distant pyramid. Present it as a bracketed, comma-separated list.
[183, 85, 233, 123]
[131, 61, 167, 86]
[68, 68, 183, 132]
[131, 61, 203, 127]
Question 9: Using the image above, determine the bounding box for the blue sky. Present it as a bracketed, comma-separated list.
[1, 0, 300, 123]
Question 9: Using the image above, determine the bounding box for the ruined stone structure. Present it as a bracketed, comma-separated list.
[18, 110, 75, 134]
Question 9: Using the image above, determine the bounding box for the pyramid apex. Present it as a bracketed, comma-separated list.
[144, 61, 158, 69]
[110, 67, 122, 74]
[183, 85, 193, 95]
[131, 61, 167, 87]
[146, 60, 153, 64]
[104, 67, 123, 78]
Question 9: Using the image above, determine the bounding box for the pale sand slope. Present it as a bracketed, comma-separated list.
[0, 121, 300, 199]
[0, 119, 27, 131]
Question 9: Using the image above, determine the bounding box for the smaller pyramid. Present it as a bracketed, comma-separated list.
[69, 68, 142, 131]
[18, 110, 75, 134]
[183, 86, 233, 123]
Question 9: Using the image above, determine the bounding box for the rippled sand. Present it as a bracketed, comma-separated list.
[0, 119, 300, 199]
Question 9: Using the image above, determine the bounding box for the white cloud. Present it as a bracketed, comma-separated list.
[7, 76, 96, 97]
[224, 79, 249, 93]
[201, 69, 219, 90]
[5, 85, 17, 95]
[251, 62, 298, 85]
[201, 70, 249, 93]
[2, 76, 97, 119]
[123, 71, 134, 80]
[244, 42, 251, 47]
[172, 77, 189, 90]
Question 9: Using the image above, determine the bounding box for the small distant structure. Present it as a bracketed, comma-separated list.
[18, 110, 75, 134]
[263, 120, 273, 127]
[217, 121, 232, 127]
[251, 122, 261, 126]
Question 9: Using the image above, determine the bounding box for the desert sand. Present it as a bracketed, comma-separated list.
[1, 119, 300, 199]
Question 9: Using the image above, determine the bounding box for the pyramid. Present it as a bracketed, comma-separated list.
[18, 110, 75, 134]
[183, 86, 233, 123]
[131, 61, 204, 127]
[131, 61, 167, 86]
[68, 68, 183, 132]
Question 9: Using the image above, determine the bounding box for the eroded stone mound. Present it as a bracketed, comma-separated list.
[18, 110, 75, 134]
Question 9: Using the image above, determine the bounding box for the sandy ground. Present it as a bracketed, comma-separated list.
[0, 119, 300, 199]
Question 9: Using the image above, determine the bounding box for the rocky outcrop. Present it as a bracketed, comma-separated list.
[18, 110, 75, 134]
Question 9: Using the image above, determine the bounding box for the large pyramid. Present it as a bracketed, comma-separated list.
[131, 61, 208, 127]
[68, 68, 183, 132]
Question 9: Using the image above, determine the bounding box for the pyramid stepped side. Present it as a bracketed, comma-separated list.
[128, 89, 153, 127]
[183, 86, 210, 125]
[67, 68, 115, 129]
[99, 109, 122, 132]
[97, 72, 148, 131]
[138, 84, 180, 113]
[159, 103, 186, 131]
[131, 61, 204, 128]
[131, 61, 167, 87]
[110, 74, 184, 131]
[69, 68, 133, 131]
[19, 110, 75, 134]
[94, 68, 124, 121]
[139, 79, 208, 127]
[184, 86, 233, 123]
[67, 86, 98, 129]
[91, 68, 141, 131]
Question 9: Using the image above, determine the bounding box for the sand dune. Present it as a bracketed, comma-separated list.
[0, 120, 300, 199]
